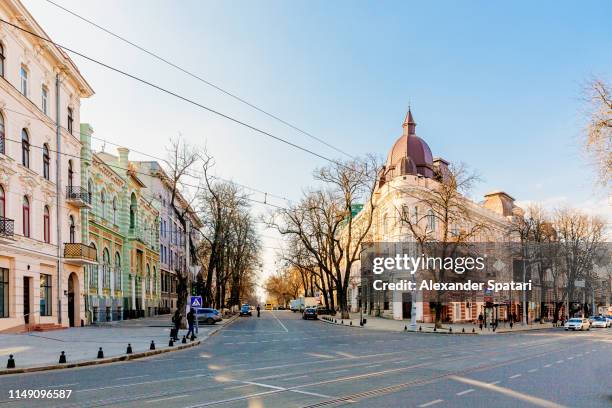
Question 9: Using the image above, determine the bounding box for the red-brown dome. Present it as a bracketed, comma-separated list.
[383, 109, 434, 180]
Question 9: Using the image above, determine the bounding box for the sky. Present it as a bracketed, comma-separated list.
[20, 0, 612, 299]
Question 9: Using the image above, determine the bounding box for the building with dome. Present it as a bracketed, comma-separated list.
[348, 109, 523, 324]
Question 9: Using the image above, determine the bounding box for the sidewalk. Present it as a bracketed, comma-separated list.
[0, 314, 234, 373]
[321, 314, 554, 335]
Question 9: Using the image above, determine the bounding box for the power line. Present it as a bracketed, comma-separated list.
[0, 18, 341, 167]
[42, 0, 355, 160]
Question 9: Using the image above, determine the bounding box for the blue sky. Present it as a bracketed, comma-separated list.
[21, 0, 612, 285]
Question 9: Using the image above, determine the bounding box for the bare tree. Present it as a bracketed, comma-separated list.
[398, 163, 489, 328]
[583, 78, 612, 187]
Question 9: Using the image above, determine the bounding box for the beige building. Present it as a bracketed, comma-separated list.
[0, 0, 94, 331]
[349, 110, 521, 323]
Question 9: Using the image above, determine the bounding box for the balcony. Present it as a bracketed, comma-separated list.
[64, 243, 98, 265]
[66, 186, 92, 208]
[0, 216, 15, 244]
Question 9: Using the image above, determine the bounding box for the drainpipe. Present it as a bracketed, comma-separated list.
[55, 73, 62, 324]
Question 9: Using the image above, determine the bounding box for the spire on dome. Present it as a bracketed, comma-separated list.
[402, 108, 416, 136]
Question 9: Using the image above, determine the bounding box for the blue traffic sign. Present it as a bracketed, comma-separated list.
[190, 296, 202, 308]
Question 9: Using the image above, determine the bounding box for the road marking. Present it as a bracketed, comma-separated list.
[366, 364, 381, 368]
[509, 374, 522, 379]
[456, 389, 474, 396]
[270, 311, 289, 332]
[450, 376, 566, 408]
[489, 381, 500, 385]
[555, 360, 563, 364]
[327, 369, 349, 374]
[223, 384, 252, 390]
[543, 364, 552, 368]
[566, 356, 573, 360]
[528, 369, 538, 373]
[145, 394, 189, 403]
[47, 383, 78, 388]
[224, 342, 234, 345]
[335, 351, 357, 358]
[178, 368, 207, 373]
[418, 399, 444, 407]
[280, 375, 308, 381]
[115, 375, 150, 381]
[292, 389, 332, 398]
[305, 352, 336, 359]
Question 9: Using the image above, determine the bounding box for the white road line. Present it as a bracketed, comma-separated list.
[270, 311, 289, 332]
[418, 399, 444, 407]
[566, 356, 573, 360]
[366, 364, 381, 368]
[145, 394, 189, 404]
[555, 360, 563, 364]
[327, 369, 349, 374]
[280, 375, 308, 381]
[47, 383, 78, 388]
[292, 389, 332, 398]
[489, 381, 500, 385]
[223, 384, 252, 390]
[528, 369, 538, 373]
[544, 364, 552, 368]
[509, 374, 522, 379]
[456, 389, 474, 396]
[115, 375, 150, 381]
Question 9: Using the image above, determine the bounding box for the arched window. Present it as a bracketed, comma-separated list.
[68, 160, 73, 188]
[146, 264, 151, 295]
[0, 186, 5, 218]
[87, 179, 94, 205]
[112, 197, 117, 225]
[43, 205, 50, 243]
[69, 215, 75, 243]
[41, 85, 48, 115]
[0, 111, 5, 155]
[100, 189, 106, 219]
[89, 242, 98, 289]
[102, 248, 110, 289]
[114, 252, 121, 290]
[427, 209, 436, 231]
[22, 196, 30, 237]
[43, 144, 50, 180]
[153, 267, 157, 295]
[21, 129, 29, 168]
[0, 43, 4, 77]
[19, 66, 28, 96]
[129, 193, 137, 229]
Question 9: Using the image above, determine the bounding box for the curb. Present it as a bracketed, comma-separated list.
[0, 315, 238, 376]
[319, 316, 478, 335]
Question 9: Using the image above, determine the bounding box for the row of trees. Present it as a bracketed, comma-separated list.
[164, 137, 261, 316]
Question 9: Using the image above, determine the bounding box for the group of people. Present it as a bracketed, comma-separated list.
[171, 304, 263, 339]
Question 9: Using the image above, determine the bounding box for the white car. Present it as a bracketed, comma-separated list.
[591, 317, 609, 328]
[564, 318, 590, 331]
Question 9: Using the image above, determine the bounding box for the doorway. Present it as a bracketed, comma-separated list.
[68, 273, 78, 327]
[23, 277, 30, 324]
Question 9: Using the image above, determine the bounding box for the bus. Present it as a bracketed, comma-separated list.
[265, 303, 273, 310]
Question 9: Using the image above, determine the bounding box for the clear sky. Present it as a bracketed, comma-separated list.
[21, 0, 612, 297]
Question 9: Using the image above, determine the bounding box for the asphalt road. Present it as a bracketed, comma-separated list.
[0, 311, 610, 408]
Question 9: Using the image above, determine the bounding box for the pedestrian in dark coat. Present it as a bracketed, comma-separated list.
[172, 310, 181, 340]
[186, 309, 196, 338]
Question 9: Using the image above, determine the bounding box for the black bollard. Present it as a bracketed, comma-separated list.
[97, 347, 104, 359]
[472, 328, 475, 333]
[150, 341, 156, 350]
[7, 355, 15, 369]
[182, 335, 187, 344]
[419, 326, 422, 332]
[433, 326, 437, 332]
[449, 327, 452, 333]
[190, 333, 196, 341]
[126, 343, 133, 354]
[462, 328, 465, 333]
[350, 321, 352, 326]
[59, 351, 66, 364]
[169, 338, 174, 347]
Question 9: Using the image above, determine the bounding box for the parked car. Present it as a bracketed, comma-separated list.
[564, 318, 590, 331]
[265, 303, 273, 310]
[277, 305, 286, 310]
[239, 304, 252, 316]
[196, 308, 222, 325]
[591, 316, 609, 328]
[302, 307, 318, 320]
[316, 307, 333, 315]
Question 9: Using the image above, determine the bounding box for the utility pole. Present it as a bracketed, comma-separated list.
[55, 72, 62, 324]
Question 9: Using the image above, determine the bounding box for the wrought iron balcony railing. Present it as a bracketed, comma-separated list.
[64, 242, 97, 265]
[0, 216, 15, 238]
[66, 186, 92, 207]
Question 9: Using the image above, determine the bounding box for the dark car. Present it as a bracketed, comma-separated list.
[239, 304, 252, 316]
[302, 307, 318, 320]
[316, 307, 333, 315]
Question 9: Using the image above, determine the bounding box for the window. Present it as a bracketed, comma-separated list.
[0, 186, 4, 218]
[102, 248, 110, 289]
[43, 205, 50, 243]
[114, 252, 121, 291]
[412, 206, 418, 225]
[0, 43, 4, 77]
[153, 267, 157, 294]
[87, 179, 94, 204]
[22, 196, 30, 237]
[146, 265, 151, 295]
[41, 86, 48, 115]
[20, 67, 28, 97]
[21, 129, 29, 168]
[100, 190, 106, 219]
[43, 144, 50, 180]
[0, 268, 8, 318]
[39, 274, 52, 316]
[68, 160, 73, 188]
[0, 112, 5, 154]
[89, 243, 98, 289]
[69, 215, 75, 243]
[427, 209, 436, 231]
[67, 107, 73, 135]
[129, 193, 136, 229]
[112, 197, 117, 224]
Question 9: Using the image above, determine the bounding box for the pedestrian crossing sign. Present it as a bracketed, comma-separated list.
[190, 296, 202, 308]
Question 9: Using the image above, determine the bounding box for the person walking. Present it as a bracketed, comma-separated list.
[186, 308, 196, 339]
[171, 309, 181, 340]
[256, 304, 261, 318]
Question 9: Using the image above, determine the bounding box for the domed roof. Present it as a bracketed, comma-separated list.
[383, 109, 434, 180]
